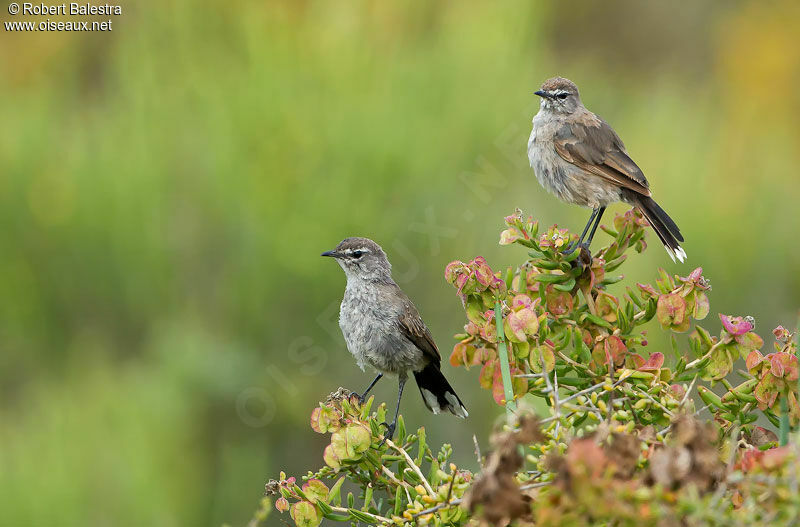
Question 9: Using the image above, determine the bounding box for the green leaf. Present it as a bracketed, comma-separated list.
[328, 477, 345, 506]
[534, 272, 569, 283]
[290, 501, 322, 527]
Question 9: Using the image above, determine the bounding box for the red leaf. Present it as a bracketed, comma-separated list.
[639, 352, 665, 371]
[746, 350, 765, 372]
[719, 314, 753, 336]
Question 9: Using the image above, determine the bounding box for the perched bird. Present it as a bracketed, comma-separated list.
[528, 77, 685, 262]
[322, 237, 468, 438]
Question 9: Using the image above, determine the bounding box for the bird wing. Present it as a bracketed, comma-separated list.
[395, 289, 441, 365]
[553, 117, 651, 197]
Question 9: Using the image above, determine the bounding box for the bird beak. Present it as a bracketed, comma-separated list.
[321, 250, 339, 258]
[534, 90, 551, 99]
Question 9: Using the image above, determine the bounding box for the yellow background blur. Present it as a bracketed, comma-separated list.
[1, 1, 798, 525]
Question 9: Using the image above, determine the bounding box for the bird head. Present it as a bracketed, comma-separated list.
[534, 77, 582, 114]
[322, 237, 392, 282]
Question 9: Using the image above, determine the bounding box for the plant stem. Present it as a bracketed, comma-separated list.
[780, 396, 789, 446]
[495, 301, 517, 415]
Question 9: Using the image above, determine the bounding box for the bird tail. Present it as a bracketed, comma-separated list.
[635, 196, 686, 263]
[413, 363, 468, 418]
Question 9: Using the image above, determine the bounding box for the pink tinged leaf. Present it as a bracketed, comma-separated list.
[454, 273, 470, 294]
[629, 354, 646, 369]
[310, 408, 323, 433]
[545, 287, 573, 317]
[323, 444, 341, 469]
[479, 360, 497, 389]
[604, 336, 627, 367]
[491, 368, 506, 405]
[705, 346, 735, 380]
[529, 344, 555, 373]
[773, 325, 791, 343]
[719, 314, 753, 336]
[656, 294, 686, 330]
[688, 267, 703, 283]
[479, 321, 497, 343]
[746, 350, 765, 372]
[449, 341, 470, 368]
[734, 331, 763, 356]
[637, 282, 659, 299]
[290, 501, 322, 527]
[784, 355, 799, 382]
[475, 346, 496, 365]
[330, 424, 371, 460]
[789, 390, 800, 423]
[499, 228, 520, 245]
[490, 368, 527, 406]
[639, 352, 665, 371]
[275, 497, 290, 513]
[669, 384, 686, 400]
[754, 373, 781, 410]
[444, 261, 465, 283]
[310, 406, 340, 434]
[302, 480, 329, 503]
[511, 294, 532, 310]
[762, 446, 792, 470]
[505, 310, 527, 343]
[770, 352, 798, 380]
[693, 292, 710, 320]
[474, 264, 495, 289]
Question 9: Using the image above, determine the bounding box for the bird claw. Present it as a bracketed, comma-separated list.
[564, 242, 592, 269]
[377, 421, 396, 446]
[563, 240, 588, 255]
[348, 391, 367, 407]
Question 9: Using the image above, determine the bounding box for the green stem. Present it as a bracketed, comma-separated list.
[779, 396, 789, 446]
[495, 301, 517, 415]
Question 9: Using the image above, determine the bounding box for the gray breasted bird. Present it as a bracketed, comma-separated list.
[528, 77, 686, 262]
[322, 237, 468, 439]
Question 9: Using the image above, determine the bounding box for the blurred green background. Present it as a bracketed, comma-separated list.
[1, 0, 798, 525]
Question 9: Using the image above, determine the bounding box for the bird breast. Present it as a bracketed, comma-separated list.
[338, 282, 423, 375]
[528, 112, 621, 209]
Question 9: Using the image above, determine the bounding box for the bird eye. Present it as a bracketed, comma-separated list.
[556, 93, 569, 100]
[351, 250, 364, 258]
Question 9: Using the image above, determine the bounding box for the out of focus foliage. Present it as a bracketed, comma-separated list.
[1, 1, 799, 526]
[268, 211, 800, 526]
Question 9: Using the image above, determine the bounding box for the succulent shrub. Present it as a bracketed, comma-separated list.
[262, 209, 800, 527]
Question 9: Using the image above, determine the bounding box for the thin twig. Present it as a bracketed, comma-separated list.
[386, 438, 435, 496]
[540, 356, 560, 434]
[473, 434, 483, 469]
[631, 386, 675, 417]
[681, 374, 699, 408]
[561, 378, 625, 405]
[413, 498, 463, 518]
[519, 480, 553, 491]
[686, 339, 726, 369]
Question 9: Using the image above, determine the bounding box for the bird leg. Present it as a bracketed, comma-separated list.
[584, 206, 606, 247]
[353, 373, 383, 405]
[564, 208, 598, 254]
[380, 376, 406, 443]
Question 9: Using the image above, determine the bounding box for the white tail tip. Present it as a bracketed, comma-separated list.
[666, 246, 687, 263]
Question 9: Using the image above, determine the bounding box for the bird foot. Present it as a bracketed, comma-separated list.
[377, 421, 396, 446]
[349, 391, 367, 406]
[563, 240, 588, 256]
[564, 243, 592, 270]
